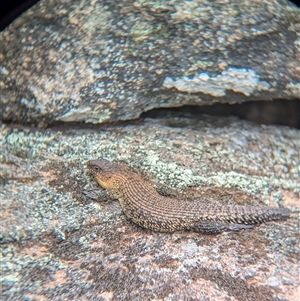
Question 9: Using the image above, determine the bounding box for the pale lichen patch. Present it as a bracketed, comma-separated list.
[163, 68, 270, 97]
[57, 106, 112, 123]
[285, 83, 300, 96]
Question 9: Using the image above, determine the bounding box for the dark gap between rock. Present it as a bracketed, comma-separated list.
[0, 0, 41, 31]
[142, 99, 300, 129]
[3, 99, 299, 131]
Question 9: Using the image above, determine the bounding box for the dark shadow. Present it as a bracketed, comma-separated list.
[0, 0, 41, 31]
[142, 99, 300, 129]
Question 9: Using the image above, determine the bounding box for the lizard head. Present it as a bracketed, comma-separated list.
[87, 159, 124, 190]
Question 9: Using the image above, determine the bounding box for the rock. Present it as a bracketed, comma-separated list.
[1, 0, 299, 299]
[1, 116, 299, 300]
[1, 0, 299, 124]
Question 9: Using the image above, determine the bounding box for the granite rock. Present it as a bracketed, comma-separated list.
[1, 116, 299, 300]
[0, 0, 299, 124]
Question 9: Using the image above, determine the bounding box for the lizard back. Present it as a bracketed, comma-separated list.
[87, 159, 290, 233]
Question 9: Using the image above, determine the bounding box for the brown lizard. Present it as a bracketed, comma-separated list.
[87, 159, 290, 234]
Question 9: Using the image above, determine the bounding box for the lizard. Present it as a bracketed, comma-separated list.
[87, 159, 290, 234]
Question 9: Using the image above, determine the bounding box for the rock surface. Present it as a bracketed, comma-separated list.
[1, 116, 299, 300]
[1, 0, 299, 124]
[1, 0, 299, 300]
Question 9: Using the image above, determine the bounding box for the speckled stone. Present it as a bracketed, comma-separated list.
[1, 0, 299, 124]
[1, 116, 299, 300]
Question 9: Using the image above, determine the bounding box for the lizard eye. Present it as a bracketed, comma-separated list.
[93, 166, 101, 172]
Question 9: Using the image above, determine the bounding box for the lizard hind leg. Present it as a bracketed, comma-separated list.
[192, 221, 255, 234]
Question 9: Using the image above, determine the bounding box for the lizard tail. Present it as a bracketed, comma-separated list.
[222, 205, 290, 224]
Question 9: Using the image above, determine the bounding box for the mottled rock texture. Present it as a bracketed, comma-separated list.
[1, 0, 299, 300]
[1, 117, 299, 300]
[0, 0, 299, 124]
